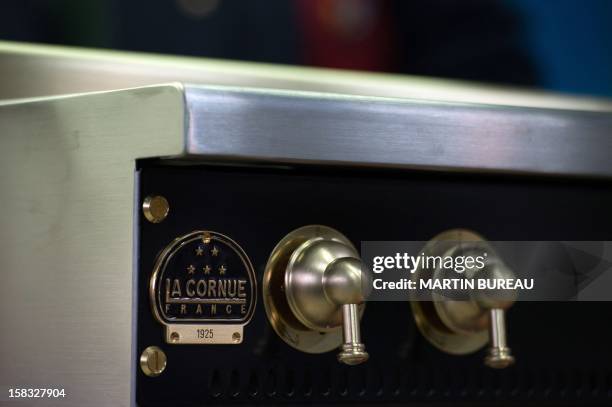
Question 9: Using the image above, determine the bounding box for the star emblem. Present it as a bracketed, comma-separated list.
[187, 264, 195, 274]
[219, 265, 226, 275]
[203, 265, 211, 275]
[211, 246, 219, 256]
[195, 246, 204, 256]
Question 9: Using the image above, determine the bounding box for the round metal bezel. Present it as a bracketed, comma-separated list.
[410, 229, 490, 355]
[263, 225, 365, 354]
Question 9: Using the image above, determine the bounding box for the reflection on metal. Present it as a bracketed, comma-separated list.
[263, 225, 368, 365]
[411, 229, 515, 368]
[2, 41, 612, 112]
[140, 346, 167, 377]
[0, 84, 184, 406]
[1, 42, 612, 177]
[142, 195, 170, 223]
[184, 86, 612, 179]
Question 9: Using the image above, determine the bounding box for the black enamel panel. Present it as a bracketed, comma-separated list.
[135, 164, 612, 406]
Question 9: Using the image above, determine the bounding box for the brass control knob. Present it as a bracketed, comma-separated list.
[263, 225, 369, 365]
[411, 229, 516, 369]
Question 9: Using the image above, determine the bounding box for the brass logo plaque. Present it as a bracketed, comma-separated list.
[149, 231, 256, 344]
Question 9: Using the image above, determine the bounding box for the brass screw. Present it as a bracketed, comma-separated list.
[232, 332, 241, 343]
[142, 195, 169, 223]
[170, 332, 180, 343]
[140, 346, 167, 377]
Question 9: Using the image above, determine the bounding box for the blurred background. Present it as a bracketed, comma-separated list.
[1, 0, 611, 98]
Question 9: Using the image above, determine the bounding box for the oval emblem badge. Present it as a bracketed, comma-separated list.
[150, 231, 256, 344]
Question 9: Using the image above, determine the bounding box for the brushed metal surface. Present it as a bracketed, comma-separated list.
[2, 41, 612, 112]
[0, 85, 185, 406]
[185, 86, 612, 178]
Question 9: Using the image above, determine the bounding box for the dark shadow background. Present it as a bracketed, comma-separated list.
[1, 0, 611, 97]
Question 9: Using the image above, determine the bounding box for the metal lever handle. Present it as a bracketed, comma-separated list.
[484, 308, 514, 368]
[338, 303, 369, 365]
[477, 259, 516, 369]
[324, 257, 369, 365]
